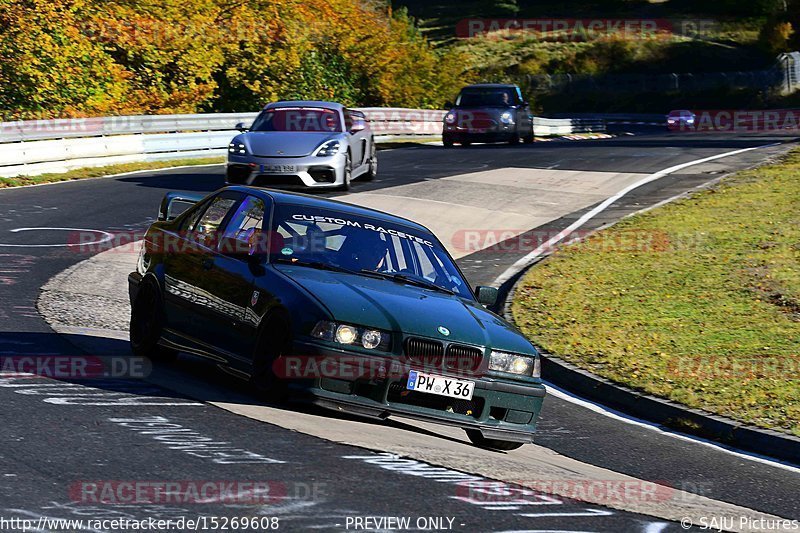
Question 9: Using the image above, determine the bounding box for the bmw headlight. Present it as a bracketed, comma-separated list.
[228, 141, 247, 155]
[500, 111, 515, 125]
[489, 350, 539, 377]
[311, 321, 391, 351]
[315, 140, 341, 157]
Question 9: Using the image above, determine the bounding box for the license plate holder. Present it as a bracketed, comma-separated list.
[406, 370, 475, 401]
[260, 164, 297, 173]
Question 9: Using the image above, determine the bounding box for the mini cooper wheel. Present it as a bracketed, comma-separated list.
[465, 429, 525, 451]
[523, 127, 535, 144]
[130, 281, 177, 361]
[442, 135, 454, 148]
[507, 133, 520, 145]
[251, 316, 291, 402]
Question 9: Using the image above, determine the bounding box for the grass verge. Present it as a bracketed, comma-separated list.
[0, 157, 225, 189]
[512, 149, 800, 436]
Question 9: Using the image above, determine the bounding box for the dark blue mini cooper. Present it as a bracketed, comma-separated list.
[129, 186, 545, 450]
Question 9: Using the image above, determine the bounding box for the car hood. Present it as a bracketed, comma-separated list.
[276, 265, 537, 355]
[242, 132, 341, 157]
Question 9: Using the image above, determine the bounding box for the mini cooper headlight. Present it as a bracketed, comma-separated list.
[444, 112, 457, 124]
[500, 111, 515, 125]
[228, 141, 247, 155]
[315, 140, 341, 157]
[489, 350, 537, 377]
[311, 321, 391, 351]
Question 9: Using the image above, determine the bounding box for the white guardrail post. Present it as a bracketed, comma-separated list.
[0, 109, 606, 179]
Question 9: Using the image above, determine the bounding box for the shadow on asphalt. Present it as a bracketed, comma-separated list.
[0, 330, 476, 448]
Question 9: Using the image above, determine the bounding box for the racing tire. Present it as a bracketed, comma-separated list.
[442, 135, 454, 148]
[507, 133, 520, 145]
[461, 141, 472, 147]
[465, 429, 525, 451]
[129, 280, 177, 361]
[251, 315, 292, 403]
[364, 143, 377, 181]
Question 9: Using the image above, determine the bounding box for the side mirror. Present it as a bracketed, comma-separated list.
[235, 122, 249, 132]
[445, 101, 454, 109]
[349, 121, 366, 133]
[475, 286, 498, 307]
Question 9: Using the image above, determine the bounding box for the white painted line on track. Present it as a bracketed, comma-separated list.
[493, 143, 781, 286]
[0, 227, 114, 248]
[545, 382, 800, 475]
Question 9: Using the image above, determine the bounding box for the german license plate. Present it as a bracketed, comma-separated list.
[260, 164, 296, 173]
[406, 370, 475, 401]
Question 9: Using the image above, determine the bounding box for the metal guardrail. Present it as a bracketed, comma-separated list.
[549, 113, 666, 124]
[534, 117, 606, 135]
[0, 109, 607, 178]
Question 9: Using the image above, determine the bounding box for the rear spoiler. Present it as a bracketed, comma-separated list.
[158, 191, 207, 221]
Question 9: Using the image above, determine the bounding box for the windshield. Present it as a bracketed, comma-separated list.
[270, 206, 472, 299]
[456, 89, 516, 107]
[250, 107, 343, 133]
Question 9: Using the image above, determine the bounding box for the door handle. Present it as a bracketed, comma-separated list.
[202, 258, 214, 271]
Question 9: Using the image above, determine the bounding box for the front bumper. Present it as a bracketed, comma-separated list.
[442, 125, 518, 143]
[226, 152, 346, 188]
[285, 340, 546, 443]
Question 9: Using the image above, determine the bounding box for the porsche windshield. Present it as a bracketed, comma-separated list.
[271, 206, 472, 298]
[250, 107, 343, 133]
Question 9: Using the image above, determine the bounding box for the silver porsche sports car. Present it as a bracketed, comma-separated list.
[226, 101, 377, 190]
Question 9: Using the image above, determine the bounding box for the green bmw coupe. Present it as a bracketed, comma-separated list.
[129, 186, 545, 451]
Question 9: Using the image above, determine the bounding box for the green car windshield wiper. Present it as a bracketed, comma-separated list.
[360, 270, 455, 295]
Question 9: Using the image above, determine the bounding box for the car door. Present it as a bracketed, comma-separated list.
[344, 108, 367, 166]
[162, 192, 241, 351]
[199, 193, 271, 363]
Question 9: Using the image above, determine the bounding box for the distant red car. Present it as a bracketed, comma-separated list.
[667, 110, 696, 131]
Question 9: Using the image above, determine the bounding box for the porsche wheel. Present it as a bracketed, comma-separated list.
[341, 152, 352, 191]
[364, 143, 377, 181]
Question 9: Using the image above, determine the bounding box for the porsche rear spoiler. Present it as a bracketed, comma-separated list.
[158, 191, 207, 221]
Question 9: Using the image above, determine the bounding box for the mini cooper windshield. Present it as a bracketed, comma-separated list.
[250, 107, 343, 133]
[271, 205, 472, 298]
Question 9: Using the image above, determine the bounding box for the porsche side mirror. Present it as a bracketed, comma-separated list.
[475, 286, 499, 307]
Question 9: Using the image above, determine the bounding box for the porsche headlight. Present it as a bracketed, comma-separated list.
[500, 111, 515, 125]
[315, 140, 341, 157]
[228, 141, 247, 155]
[489, 350, 537, 377]
[311, 321, 391, 351]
